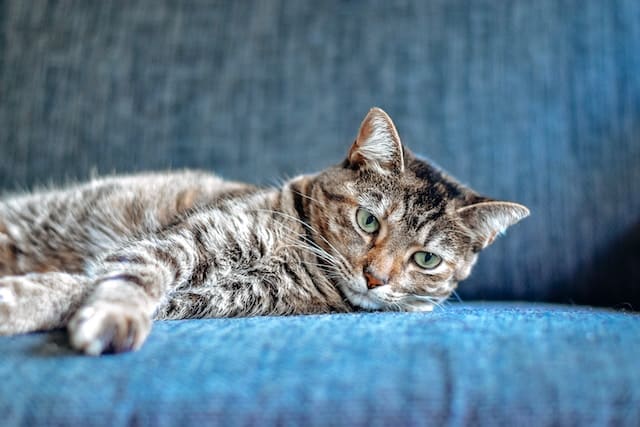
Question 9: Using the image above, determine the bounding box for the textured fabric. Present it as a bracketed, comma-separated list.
[1, 303, 639, 426]
[0, 2, 639, 305]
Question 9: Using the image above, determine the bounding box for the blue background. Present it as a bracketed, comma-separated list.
[1, 0, 639, 307]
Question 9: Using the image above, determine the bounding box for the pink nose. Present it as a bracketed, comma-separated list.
[364, 269, 387, 289]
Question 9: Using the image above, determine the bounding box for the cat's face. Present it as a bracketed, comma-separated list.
[306, 108, 529, 311]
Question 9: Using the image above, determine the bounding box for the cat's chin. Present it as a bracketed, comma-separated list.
[338, 278, 435, 312]
[343, 288, 386, 310]
[343, 288, 436, 312]
[402, 300, 436, 312]
[338, 277, 386, 310]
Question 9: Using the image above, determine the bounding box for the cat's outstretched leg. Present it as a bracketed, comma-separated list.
[68, 231, 200, 355]
[0, 272, 92, 335]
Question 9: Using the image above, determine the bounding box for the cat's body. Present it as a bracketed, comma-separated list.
[0, 108, 529, 355]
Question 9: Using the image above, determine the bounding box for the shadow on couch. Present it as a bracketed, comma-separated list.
[555, 221, 640, 310]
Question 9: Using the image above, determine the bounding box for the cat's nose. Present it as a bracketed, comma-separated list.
[364, 268, 387, 289]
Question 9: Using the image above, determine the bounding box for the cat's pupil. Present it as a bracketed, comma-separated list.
[365, 215, 374, 225]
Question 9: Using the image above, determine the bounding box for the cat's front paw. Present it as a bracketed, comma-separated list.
[68, 303, 151, 355]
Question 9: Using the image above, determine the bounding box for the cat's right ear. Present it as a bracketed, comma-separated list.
[345, 107, 405, 174]
[457, 201, 530, 251]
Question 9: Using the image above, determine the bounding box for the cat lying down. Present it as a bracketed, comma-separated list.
[0, 108, 528, 355]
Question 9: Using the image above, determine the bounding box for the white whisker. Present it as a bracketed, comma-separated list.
[254, 208, 351, 272]
[451, 290, 463, 303]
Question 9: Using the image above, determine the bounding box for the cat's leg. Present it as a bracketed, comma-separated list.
[0, 272, 92, 334]
[68, 231, 200, 355]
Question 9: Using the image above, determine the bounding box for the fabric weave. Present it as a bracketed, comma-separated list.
[1, 303, 638, 426]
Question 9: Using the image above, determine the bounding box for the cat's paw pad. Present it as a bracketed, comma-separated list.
[68, 303, 151, 355]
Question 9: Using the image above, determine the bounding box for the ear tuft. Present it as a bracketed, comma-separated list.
[347, 107, 404, 174]
[457, 201, 530, 250]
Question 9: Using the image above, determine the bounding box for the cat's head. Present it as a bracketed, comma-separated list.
[302, 107, 529, 311]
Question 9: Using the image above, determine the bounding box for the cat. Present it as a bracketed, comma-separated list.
[0, 108, 529, 355]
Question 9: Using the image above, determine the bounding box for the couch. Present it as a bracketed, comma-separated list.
[1, 1, 639, 425]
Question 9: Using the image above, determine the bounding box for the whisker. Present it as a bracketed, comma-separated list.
[277, 237, 351, 278]
[254, 208, 346, 260]
[255, 208, 351, 271]
[451, 290, 463, 303]
[290, 188, 324, 205]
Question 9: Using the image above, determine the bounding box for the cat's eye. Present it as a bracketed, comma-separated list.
[413, 251, 442, 270]
[356, 208, 380, 234]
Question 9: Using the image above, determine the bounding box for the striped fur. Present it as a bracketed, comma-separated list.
[0, 108, 528, 355]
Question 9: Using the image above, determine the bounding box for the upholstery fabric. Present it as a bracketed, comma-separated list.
[0, 0, 639, 307]
[1, 303, 639, 426]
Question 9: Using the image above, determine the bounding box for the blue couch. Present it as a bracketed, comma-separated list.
[1, 1, 639, 425]
[3, 304, 639, 426]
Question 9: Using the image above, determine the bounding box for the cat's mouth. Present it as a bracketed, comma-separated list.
[338, 276, 437, 312]
[336, 275, 383, 310]
[341, 286, 386, 310]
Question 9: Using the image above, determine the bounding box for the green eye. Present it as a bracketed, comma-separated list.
[356, 208, 380, 234]
[413, 252, 442, 269]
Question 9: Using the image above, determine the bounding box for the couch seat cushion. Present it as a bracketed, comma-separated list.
[1, 302, 638, 426]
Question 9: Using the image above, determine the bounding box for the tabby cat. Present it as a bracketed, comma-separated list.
[0, 108, 528, 355]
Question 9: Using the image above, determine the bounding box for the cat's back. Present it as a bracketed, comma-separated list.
[74, 170, 257, 230]
[0, 170, 257, 274]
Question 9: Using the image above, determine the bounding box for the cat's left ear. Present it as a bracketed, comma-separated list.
[346, 107, 405, 174]
[457, 201, 530, 250]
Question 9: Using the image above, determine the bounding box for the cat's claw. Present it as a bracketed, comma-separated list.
[68, 303, 151, 355]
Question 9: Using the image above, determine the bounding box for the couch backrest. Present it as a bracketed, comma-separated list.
[1, 0, 639, 308]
